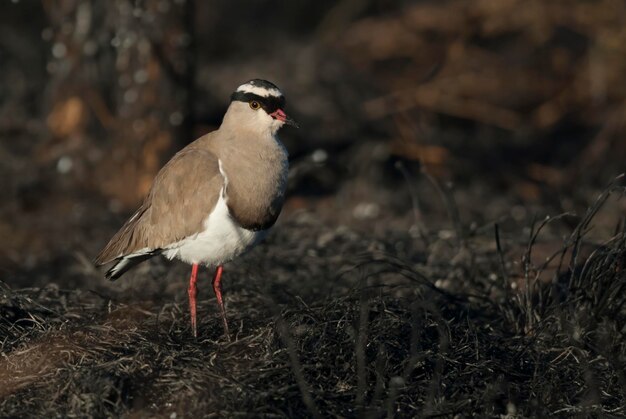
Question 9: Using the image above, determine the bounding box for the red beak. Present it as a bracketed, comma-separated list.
[269, 109, 299, 128]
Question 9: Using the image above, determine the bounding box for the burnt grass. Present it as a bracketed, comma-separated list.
[1, 182, 625, 418]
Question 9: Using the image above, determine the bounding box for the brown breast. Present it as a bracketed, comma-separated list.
[211, 134, 289, 231]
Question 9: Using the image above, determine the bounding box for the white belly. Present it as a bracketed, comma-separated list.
[162, 194, 265, 266]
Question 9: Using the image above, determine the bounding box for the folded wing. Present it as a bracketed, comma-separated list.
[94, 148, 224, 279]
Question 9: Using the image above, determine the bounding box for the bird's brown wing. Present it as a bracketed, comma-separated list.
[95, 148, 224, 266]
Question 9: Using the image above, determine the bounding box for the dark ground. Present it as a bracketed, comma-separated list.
[1, 1, 626, 417]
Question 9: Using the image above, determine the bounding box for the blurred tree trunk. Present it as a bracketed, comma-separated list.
[42, 0, 195, 209]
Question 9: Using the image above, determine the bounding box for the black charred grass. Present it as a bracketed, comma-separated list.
[1, 191, 626, 418]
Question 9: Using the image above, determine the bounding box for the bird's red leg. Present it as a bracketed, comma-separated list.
[212, 265, 230, 339]
[188, 263, 199, 337]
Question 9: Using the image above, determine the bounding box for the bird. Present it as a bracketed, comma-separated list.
[94, 79, 297, 338]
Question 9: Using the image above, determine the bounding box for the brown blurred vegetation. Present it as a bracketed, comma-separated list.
[351, 0, 626, 187]
[2, 1, 625, 198]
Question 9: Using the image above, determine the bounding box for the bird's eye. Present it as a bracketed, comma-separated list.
[249, 101, 260, 110]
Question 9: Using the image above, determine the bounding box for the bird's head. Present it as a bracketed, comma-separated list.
[225, 79, 298, 136]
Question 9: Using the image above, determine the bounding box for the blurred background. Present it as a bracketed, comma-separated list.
[1, 0, 625, 286]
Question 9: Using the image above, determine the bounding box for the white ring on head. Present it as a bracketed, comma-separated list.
[236, 84, 282, 98]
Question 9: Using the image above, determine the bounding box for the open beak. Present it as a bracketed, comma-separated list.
[270, 109, 299, 128]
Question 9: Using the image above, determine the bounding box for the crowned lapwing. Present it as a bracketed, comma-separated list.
[95, 79, 297, 338]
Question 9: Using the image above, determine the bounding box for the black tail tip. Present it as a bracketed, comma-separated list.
[105, 268, 121, 281]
